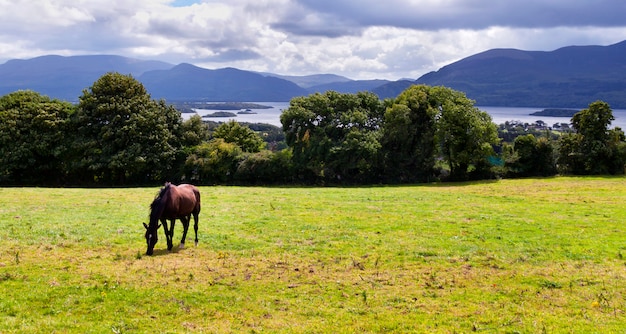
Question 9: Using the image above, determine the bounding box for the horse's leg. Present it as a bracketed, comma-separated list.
[179, 216, 190, 249]
[193, 212, 199, 246]
[160, 218, 171, 251]
[167, 219, 176, 251]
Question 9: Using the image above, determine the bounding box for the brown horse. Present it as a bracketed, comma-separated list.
[144, 182, 201, 255]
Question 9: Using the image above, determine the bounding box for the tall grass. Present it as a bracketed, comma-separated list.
[0, 177, 625, 332]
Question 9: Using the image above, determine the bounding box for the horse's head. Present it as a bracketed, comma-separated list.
[143, 222, 161, 255]
[146, 185, 169, 255]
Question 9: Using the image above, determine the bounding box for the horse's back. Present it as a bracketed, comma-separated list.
[173, 184, 201, 215]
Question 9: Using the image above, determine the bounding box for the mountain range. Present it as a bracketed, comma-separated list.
[1, 40, 625, 108]
[412, 40, 626, 108]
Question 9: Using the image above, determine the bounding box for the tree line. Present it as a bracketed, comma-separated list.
[1, 72, 625, 186]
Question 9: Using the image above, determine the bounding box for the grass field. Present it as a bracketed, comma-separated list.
[0, 177, 625, 333]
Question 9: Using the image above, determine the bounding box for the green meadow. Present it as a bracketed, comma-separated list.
[0, 177, 625, 333]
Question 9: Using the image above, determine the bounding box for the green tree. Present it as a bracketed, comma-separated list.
[507, 134, 556, 177]
[572, 101, 613, 143]
[606, 127, 626, 174]
[183, 139, 242, 184]
[181, 115, 211, 148]
[281, 91, 384, 183]
[235, 149, 293, 184]
[381, 85, 438, 182]
[556, 132, 584, 174]
[0, 90, 75, 185]
[432, 86, 499, 180]
[212, 120, 265, 153]
[558, 101, 626, 174]
[531, 136, 557, 176]
[71, 72, 182, 184]
[247, 123, 286, 151]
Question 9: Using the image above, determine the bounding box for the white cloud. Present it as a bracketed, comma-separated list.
[1, 0, 626, 80]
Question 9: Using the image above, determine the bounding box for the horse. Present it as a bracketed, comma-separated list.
[144, 182, 201, 255]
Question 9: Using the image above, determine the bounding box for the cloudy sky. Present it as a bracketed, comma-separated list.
[1, 0, 625, 80]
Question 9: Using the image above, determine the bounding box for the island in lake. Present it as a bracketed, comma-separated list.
[174, 102, 273, 113]
[238, 109, 257, 114]
[529, 108, 580, 117]
[202, 111, 237, 118]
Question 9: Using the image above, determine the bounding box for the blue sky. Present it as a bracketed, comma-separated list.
[170, 0, 202, 7]
[1, 0, 625, 80]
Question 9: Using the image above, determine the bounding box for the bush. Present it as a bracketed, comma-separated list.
[182, 139, 242, 184]
[235, 149, 294, 184]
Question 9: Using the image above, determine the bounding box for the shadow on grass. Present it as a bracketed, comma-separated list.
[147, 245, 186, 257]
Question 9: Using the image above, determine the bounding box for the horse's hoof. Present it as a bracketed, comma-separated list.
[179, 243, 185, 249]
[194, 241, 198, 247]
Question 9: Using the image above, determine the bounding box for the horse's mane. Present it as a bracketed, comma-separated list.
[149, 182, 172, 223]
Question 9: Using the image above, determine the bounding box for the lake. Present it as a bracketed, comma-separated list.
[185, 102, 626, 129]
[483, 106, 626, 129]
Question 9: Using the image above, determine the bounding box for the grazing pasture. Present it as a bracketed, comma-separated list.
[0, 177, 625, 333]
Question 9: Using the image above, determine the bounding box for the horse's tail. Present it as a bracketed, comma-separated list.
[193, 186, 201, 214]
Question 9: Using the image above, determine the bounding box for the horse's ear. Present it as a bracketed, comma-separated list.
[143, 223, 148, 230]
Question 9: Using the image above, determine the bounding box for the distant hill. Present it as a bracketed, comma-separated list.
[262, 73, 352, 88]
[372, 80, 415, 99]
[0, 55, 308, 102]
[306, 79, 391, 95]
[2, 40, 626, 107]
[263, 73, 391, 95]
[412, 40, 626, 108]
[0, 55, 173, 101]
[139, 64, 308, 102]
